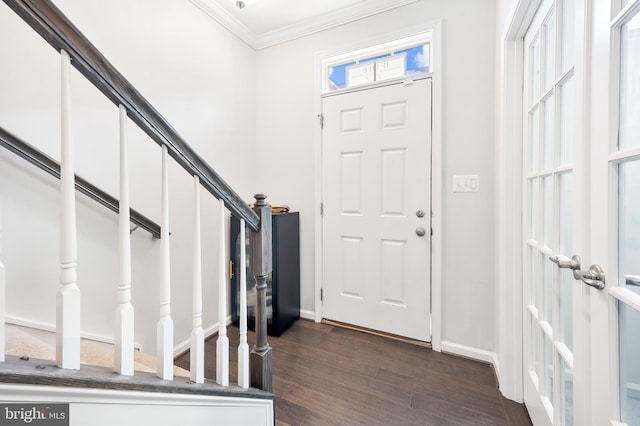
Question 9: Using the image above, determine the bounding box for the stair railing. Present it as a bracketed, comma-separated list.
[1, 0, 272, 392]
[0, 126, 161, 238]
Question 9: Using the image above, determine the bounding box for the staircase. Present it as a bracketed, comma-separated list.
[5, 325, 189, 376]
[2, 326, 274, 425]
[0, 0, 274, 424]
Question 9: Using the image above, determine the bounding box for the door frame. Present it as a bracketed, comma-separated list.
[496, 0, 538, 402]
[498, 0, 590, 408]
[312, 20, 444, 350]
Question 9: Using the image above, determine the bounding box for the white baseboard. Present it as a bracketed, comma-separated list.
[493, 354, 501, 385]
[6, 314, 229, 358]
[441, 341, 499, 368]
[6, 315, 143, 351]
[299, 309, 315, 321]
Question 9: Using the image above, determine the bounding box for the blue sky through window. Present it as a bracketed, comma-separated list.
[328, 44, 430, 90]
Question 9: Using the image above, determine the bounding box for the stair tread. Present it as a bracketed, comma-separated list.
[4, 325, 189, 377]
[0, 354, 273, 400]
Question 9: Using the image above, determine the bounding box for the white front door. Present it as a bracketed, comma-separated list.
[321, 78, 432, 342]
[522, 0, 640, 424]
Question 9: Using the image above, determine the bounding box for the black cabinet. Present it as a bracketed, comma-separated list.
[230, 212, 300, 337]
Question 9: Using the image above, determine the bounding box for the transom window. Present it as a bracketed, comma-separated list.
[322, 32, 432, 93]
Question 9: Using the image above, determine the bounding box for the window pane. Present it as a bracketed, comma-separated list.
[559, 171, 573, 351]
[530, 247, 539, 305]
[559, 173, 573, 254]
[531, 107, 540, 172]
[326, 42, 432, 92]
[561, 357, 574, 425]
[561, 0, 575, 73]
[396, 44, 430, 75]
[375, 54, 405, 82]
[543, 95, 555, 169]
[532, 318, 541, 381]
[347, 62, 375, 87]
[560, 269, 573, 350]
[538, 252, 546, 313]
[531, 35, 541, 102]
[619, 160, 640, 295]
[619, 303, 640, 424]
[545, 336, 554, 401]
[543, 176, 553, 247]
[544, 11, 557, 91]
[619, 10, 640, 150]
[544, 253, 552, 322]
[328, 61, 356, 90]
[531, 177, 539, 240]
[560, 76, 574, 165]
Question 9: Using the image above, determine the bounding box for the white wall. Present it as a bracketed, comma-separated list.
[255, 0, 497, 352]
[0, 0, 256, 355]
[1, 0, 501, 359]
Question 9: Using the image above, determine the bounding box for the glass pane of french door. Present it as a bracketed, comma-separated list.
[589, 0, 640, 424]
[523, 0, 577, 424]
[611, 4, 640, 425]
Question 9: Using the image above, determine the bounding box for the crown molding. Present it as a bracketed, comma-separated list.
[254, 0, 420, 49]
[190, 0, 257, 48]
[190, 0, 420, 50]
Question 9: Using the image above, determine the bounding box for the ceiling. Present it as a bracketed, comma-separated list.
[190, 0, 419, 50]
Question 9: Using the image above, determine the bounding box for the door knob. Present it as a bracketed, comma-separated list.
[573, 263, 606, 290]
[416, 227, 426, 237]
[549, 254, 605, 290]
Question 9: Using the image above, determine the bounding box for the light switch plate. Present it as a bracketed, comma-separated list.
[453, 174, 480, 193]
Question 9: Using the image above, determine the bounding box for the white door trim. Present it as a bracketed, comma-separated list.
[313, 20, 443, 351]
[497, 0, 543, 403]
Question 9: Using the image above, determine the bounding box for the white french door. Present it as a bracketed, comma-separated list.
[522, 0, 585, 424]
[523, 0, 640, 424]
[589, 0, 640, 424]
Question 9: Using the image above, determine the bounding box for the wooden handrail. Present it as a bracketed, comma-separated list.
[2, 0, 273, 393]
[0, 126, 161, 239]
[2, 0, 260, 231]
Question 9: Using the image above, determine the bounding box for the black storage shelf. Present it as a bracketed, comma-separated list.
[230, 211, 300, 337]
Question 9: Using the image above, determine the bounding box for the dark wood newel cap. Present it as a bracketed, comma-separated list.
[254, 193, 267, 206]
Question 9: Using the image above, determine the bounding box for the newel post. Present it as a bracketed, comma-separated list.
[249, 193, 273, 392]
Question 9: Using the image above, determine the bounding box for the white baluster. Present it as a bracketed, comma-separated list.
[157, 145, 173, 380]
[190, 176, 204, 384]
[115, 105, 134, 376]
[237, 219, 249, 388]
[216, 199, 229, 386]
[0, 206, 5, 362]
[57, 49, 80, 370]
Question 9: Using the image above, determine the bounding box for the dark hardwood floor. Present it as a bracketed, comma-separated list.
[175, 320, 532, 425]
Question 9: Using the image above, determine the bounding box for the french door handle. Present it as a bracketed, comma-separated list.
[574, 264, 606, 290]
[549, 254, 605, 290]
[549, 254, 580, 269]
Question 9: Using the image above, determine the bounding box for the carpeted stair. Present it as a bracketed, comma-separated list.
[4, 324, 189, 377]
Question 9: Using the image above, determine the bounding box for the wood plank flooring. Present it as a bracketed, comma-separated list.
[175, 320, 532, 425]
